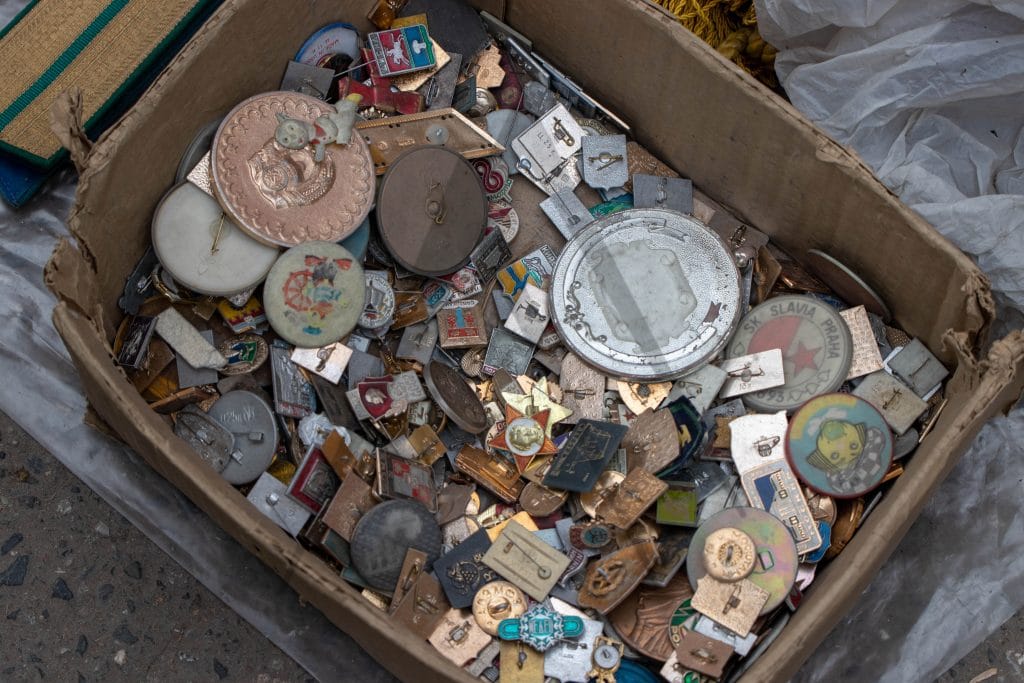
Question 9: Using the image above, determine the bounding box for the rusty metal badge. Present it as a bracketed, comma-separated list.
[579, 470, 625, 518]
[390, 548, 429, 615]
[609, 572, 694, 662]
[551, 209, 742, 381]
[623, 408, 679, 474]
[618, 381, 671, 416]
[674, 628, 733, 680]
[577, 539, 658, 614]
[596, 468, 669, 529]
[376, 146, 488, 277]
[211, 92, 375, 246]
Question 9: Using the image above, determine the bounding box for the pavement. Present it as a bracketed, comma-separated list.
[0, 409, 1021, 682]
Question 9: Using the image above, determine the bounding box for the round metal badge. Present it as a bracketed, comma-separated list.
[608, 572, 692, 662]
[487, 201, 519, 243]
[686, 507, 797, 614]
[726, 294, 853, 412]
[786, 393, 894, 498]
[350, 499, 443, 592]
[207, 390, 279, 485]
[211, 92, 375, 247]
[152, 183, 279, 297]
[472, 581, 528, 635]
[263, 241, 364, 347]
[217, 334, 269, 375]
[376, 147, 488, 277]
[804, 249, 891, 321]
[358, 271, 395, 331]
[423, 361, 489, 434]
[550, 209, 742, 381]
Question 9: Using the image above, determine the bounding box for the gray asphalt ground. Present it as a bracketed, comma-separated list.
[0, 409, 1021, 682]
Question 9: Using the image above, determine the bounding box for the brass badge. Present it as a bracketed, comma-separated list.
[577, 539, 658, 614]
[389, 548, 427, 615]
[455, 445, 526, 504]
[428, 608, 493, 666]
[518, 481, 568, 517]
[617, 380, 671, 417]
[472, 581, 528, 635]
[407, 424, 447, 465]
[622, 408, 679, 474]
[674, 629, 733, 680]
[690, 576, 769, 637]
[482, 521, 570, 601]
[321, 473, 375, 542]
[596, 468, 668, 529]
[499, 639, 544, 683]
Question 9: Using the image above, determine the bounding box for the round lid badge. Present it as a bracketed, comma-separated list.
[787, 393, 894, 498]
[726, 294, 853, 412]
[550, 208, 742, 381]
[376, 147, 488, 277]
[350, 499, 443, 592]
[472, 581, 528, 635]
[358, 271, 396, 331]
[423, 361, 488, 434]
[264, 241, 364, 347]
[211, 92, 375, 247]
[686, 507, 797, 614]
[152, 183, 279, 297]
[207, 390, 279, 485]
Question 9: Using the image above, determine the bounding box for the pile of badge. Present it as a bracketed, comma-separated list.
[112, 1, 952, 681]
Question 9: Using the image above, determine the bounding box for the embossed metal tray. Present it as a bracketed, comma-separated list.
[550, 208, 741, 380]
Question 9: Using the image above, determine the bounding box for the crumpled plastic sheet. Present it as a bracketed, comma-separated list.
[754, 0, 1024, 680]
[0, 0, 1021, 680]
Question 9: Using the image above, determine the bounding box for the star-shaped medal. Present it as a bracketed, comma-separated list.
[502, 378, 573, 437]
[488, 404, 559, 473]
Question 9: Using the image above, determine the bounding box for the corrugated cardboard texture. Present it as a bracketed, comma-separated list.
[44, 1, 1024, 681]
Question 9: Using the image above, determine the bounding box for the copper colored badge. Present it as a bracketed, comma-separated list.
[609, 572, 694, 662]
[392, 569, 449, 639]
[623, 408, 679, 474]
[211, 92, 375, 246]
[321, 473, 375, 541]
[824, 497, 865, 560]
[389, 548, 428, 614]
[675, 629, 733, 680]
[618, 381, 671, 417]
[519, 481, 568, 517]
[455, 445, 525, 504]
[428, 608, 492, 666]
[580, 470, 626, 518]
[376, 146, 488, 277]
[597, 468, 669, 529]
[578, 539, 658, 614]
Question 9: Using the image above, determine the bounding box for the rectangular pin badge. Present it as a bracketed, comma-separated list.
[482, 521, 570, 601]
[540, 189, 594, 240]
[542, 420, 629, 493]
[840, 306, 884, 379]
[504, 282, 551, 345]
[717, 348, 785, 398]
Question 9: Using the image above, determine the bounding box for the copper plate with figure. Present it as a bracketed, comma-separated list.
[212, 92, 375, 247]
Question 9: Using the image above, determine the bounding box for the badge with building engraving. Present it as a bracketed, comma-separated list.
[482, 521, 570, 602]
[577, 539, 658, 614]
[596, 468, 668, 529]
[542, 419, 629, 493]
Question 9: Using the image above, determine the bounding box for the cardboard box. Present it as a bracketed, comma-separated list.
[43, 0, 1024, 680]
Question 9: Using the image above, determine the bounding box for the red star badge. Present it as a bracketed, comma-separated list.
[487, 404, 558, 473]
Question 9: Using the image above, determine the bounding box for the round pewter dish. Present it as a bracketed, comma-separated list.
[550, 208, 742, 381]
